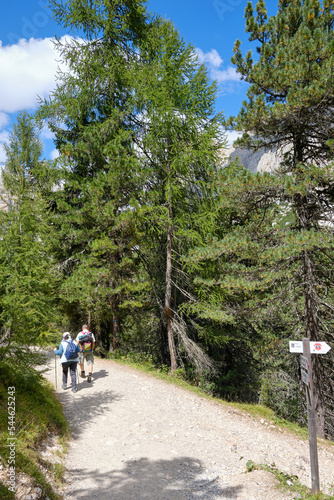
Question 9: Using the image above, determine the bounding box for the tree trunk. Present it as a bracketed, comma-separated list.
[109, 297, 119, 352]
[158, 318, 169, 365]
[0, 327, 11, 361]
[165, 202, 177, 371]
[296, 185, 326, 438]
[88, 309, 92, 331]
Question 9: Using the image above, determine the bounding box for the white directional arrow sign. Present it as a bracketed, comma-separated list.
[289, 340, 331, 354]
[310, 342, 331, 354]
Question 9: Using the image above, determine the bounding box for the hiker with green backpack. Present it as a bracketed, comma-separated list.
[54, 332, 81, 393]
[75, 325, 95, 383]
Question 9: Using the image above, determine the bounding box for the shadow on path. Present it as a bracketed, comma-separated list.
[89, 369, 108, 380]
[57, 387, 121, 439]
[42, 350, 119, 439]
[43, 350, 245, 498]
[66, 456, 243, 499]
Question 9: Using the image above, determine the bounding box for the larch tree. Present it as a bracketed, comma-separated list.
[134, 19, 226, 371]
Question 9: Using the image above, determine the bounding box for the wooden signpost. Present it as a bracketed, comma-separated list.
[302, 338, 319, 494]
[289, 338, 331, 494]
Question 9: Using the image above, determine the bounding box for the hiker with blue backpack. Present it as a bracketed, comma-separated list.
[54, 332, 81, 393]
[75, 325, 95, 383]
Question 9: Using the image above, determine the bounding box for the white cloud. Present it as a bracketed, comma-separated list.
[225, 130, 243, 147]
[0, 130, 10, 164]
[195, 48, 223, 68]
[40, 123, 55, 140]
[195, 47, 240, 84]
[211, 66, 239, 83]
[50, 148, 59, 160]
[0, 37, 70, 114]
[0, 112, 10, 130]
[0, 147, 6, 164]
[0, 130, 10, 145]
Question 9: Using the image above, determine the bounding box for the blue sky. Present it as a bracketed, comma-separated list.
[0, 0, 278, 163]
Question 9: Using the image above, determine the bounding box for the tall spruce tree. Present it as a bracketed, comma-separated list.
[195, 0, 334, 436]
[0, 112, 57, 363]
[40, 0, 151, 349]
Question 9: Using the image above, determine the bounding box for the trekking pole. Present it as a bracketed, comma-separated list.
[55, 353, 57, 389]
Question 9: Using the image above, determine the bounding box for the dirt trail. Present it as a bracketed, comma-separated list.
[44, 352, 334, 499]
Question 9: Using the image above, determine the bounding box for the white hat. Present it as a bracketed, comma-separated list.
[63, 332, 70, 339]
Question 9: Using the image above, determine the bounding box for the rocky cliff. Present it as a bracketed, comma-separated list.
[221, 145, 287, 173]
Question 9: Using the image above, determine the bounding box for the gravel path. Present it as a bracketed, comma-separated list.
[44, 353, 334, 499]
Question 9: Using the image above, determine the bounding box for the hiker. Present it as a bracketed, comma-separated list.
[75, 325, 95, 383]
[54, 332, 80, 393]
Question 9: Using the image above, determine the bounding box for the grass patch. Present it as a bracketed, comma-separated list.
[110, 352, 211, 395]
[0, 359, 69, 499]
[0, 483, 15, 500]
[53, 462, 66, 483]
[236, 402, 309, 440]
[245, 460, 333, 499]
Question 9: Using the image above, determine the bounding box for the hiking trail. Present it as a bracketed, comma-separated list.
[44, 352, 334, 499]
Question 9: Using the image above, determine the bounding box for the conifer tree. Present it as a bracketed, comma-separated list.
[40, 0, 152, 349]
[195, 0, 334, 436]
[0, 112, 57, 363]
[230, 0, 334, 166]
[41, 1, 227, 369]
[134, 20, 226, 371]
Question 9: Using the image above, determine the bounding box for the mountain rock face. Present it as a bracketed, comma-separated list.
[221, 146, 286, 173]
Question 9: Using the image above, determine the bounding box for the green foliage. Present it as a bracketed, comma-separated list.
[230, 0, 334, 438]
[0, 484, 15, 500]
[258, 337, 307, 425]
[53, 462, 66, 483]
[133, 18, 227, 370]
[184, 0, 334, 437]
[0, 112, 59, 362]
[187, 159, 334, 433]
[38, 0, 154, 350]
[230, 0, 334, 166]
[260, 370, 301, 421]
[40, 2, 227, 373]
[28, 0, 333, 434]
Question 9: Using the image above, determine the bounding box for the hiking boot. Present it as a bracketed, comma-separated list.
[87, 374, 92, 383]
[72, 387, 77, 393]
[61, 384, 67, 390]
[80, 371, 85, 378]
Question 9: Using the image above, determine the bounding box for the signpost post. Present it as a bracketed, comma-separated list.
[302, 338, 319, 493]
[289, 338, 331, 494]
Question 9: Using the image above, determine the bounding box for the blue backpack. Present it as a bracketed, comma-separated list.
[64, 340, 78, 360]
